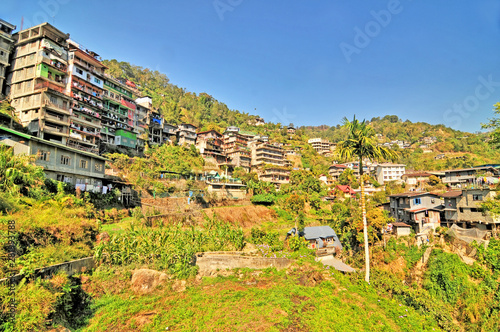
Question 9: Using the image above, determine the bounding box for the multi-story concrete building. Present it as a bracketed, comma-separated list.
[6, 23, 71, 145]
[442, 166, 499, 188]
[375, 163, 406, 184]
[249, 140, 290, 185]
[0, 125, 106, 192]
[440, 189, 500, 230]
[0, 19, 16, 97]
[196, 130, 225, 164]
[66, 40, 106, 154]
[102, 75, 137, 149]
[389, 192, 443, 232]
[308, 138, 334, 155]
[177, 123, 197, 146]
[134, 96, 152, 149]
[222, 130, 251, 171]
[328, 164, 348, 182]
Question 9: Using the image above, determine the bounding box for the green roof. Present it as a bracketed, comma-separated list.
[0, 125, 107, 161]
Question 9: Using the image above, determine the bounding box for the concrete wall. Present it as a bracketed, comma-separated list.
[195, 252, 291, 275]
[0, 257, 94, 285]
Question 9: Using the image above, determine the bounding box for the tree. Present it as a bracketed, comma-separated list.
[482, 103, 500, 148]
[335, 116, 398, 283]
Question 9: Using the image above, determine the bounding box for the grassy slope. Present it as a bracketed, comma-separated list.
[81, 264, 440, 332]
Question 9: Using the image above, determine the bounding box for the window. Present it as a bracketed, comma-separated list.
[459, 207, 464, 213]
[94, 77, 101, 84]
[80, 160, 88, 169]
[76, 68, 83, 75]
[60, 155, 71, 166]
[414, 198, 422, 205]
[470, 208, 479, 213]
[473, 194, 482, 201]
[95, 163, 103, 172]
[37, 150, 49, 161]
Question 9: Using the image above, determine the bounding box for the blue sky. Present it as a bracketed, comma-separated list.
[3, 0, 500, 132]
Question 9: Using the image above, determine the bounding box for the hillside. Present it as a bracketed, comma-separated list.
[101, 61, 499, 172]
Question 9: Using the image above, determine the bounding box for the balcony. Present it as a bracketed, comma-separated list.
[35, 81, 69, 97]
[44, 111, 69, 125]
[72, 81, 103, 99]
[43, 123, 69, 136]
[69, 124, 101, 138]
[40, 57, 67, 73]
[44, 100, 70, 115]
[66, 140, 99, 154]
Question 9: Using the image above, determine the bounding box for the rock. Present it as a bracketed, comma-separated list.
[131, 269, 168, 294]
[172, 280, 187, 293]
[96, 232, 110, 244]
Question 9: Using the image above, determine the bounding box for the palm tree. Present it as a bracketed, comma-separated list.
[335, 116, 398, 283]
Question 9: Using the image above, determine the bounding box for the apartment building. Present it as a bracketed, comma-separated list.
[134, 96, 152, 148]
[177, 123, 197, 146]
[375, 163, 406, 184]
[222, 130, 251, 171]
[249, 140, 290, 185]
[1, 125, 106, 191]
[0, 19, 16, 96]
[196, 130, 225, 163]
[328, 164, 348, 182]
[442, 166, 500, 188]
[102, 75, 137, 149]
[440, 189, 500, 230]
[66, 40, 106, 154]
[308, 138, 334, 155]
[6, 23, 71, 145]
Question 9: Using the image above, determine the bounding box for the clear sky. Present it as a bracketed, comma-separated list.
[3, 0, 500, 132]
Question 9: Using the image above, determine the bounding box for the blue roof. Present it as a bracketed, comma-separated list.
[302, 226, 343, 250]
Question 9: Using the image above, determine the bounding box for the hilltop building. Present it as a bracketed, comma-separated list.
[66, 39, 106, 154]
[0, 19, 16, 96]
[6, 23, 72, 145]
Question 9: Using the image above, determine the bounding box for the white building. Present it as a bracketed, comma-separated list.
[375, 163, 406, 184]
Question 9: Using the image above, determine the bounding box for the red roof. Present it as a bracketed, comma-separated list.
[121, 98, 136, 110]
[392, 222, 411, 227]
[437, 190, 462, 198]
[336, 185, 356, 195]
[330, 164, 347, 169]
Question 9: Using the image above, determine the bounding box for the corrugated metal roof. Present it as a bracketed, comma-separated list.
[302, 226, 342, 250]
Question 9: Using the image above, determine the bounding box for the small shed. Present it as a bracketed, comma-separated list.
[302, 226, 342, 250]
[392, 222, 412, 237]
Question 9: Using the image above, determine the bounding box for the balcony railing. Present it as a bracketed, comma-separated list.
[35, 81, 68, 95]
[44, 124, 69, 135]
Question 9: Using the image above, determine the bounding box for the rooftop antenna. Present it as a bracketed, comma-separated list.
[20, 16, 23, 31]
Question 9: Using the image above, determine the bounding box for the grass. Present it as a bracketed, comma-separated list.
[80, 265, 441, 332]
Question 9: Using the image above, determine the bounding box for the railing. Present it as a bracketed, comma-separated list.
[44, 124, 68, 135]
[66, 141, 99, 154]
[35, 81, 67, 95]
[44, 112, 68, 124]
[44, 100, 70, 114]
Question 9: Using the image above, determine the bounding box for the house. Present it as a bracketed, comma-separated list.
[177, 123, 197, 146]
[375, 163, 406, 184]
[308, 138, 334, 155]
[196, 130, 225, 164]
[389, 192, 443, 233]
[443, 166, 500, 188]
[328, 164, 348, 182]
[287, 124, 296, 135]
[0, 125, 107, 192]
[334, 185, 356, 199]
[439, 189, 500, 230]
[402, 172, 433, 190]
[391, 222, 412, 237]
[302, 226, 342, 250]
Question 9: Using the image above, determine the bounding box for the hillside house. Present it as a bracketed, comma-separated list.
[402, 172, 432, 190]
[440, 189, 500, 230]
[443, 166, 500, 188]
[302, 226, 343, 250]
[389, 192, 443, 233]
